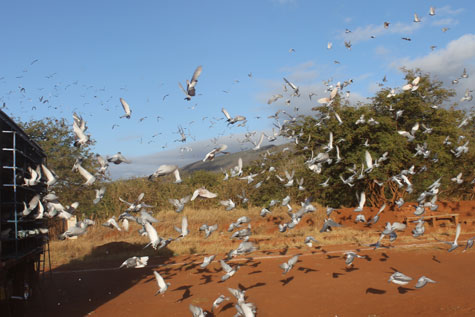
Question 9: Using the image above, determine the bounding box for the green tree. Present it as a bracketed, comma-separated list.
[18, 117, 100, 212]
[273, 70, 475, 208]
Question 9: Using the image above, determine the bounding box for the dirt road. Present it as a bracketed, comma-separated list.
[25, 241, 475, 317]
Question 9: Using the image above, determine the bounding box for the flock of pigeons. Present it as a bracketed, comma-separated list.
[7, 6, 475, 316]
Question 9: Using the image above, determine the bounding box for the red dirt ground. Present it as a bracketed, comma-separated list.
[17, 201, 475, 316]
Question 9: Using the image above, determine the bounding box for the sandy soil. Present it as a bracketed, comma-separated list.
[17, 200, 475, 316]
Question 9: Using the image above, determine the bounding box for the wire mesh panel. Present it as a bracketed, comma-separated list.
[0, 110, 48, 262]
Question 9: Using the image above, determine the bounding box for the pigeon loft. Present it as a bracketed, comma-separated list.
[0, 110, 51, 311]
[403, 214, 459, 227]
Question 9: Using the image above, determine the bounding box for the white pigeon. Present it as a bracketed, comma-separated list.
[200, 255, 216, 268]
[280, 255, 299, 274]
[72, 160, 96, 186]
[415, 276, 437, 288]
[153, 271, 170, 295]
[149, 164, 182, 183]
[174, 216, 189, 238]
[144, 222, 160, 250]
[220, 260, 239, 281]
[402, 76, 420, 91]
[413, 13, 421, 23]
[119, 98, 132, 119]
[354, 191, 366, 212]
[388, 272, 413, 285]
[93, 186, 106, 204]
[107, 152, 131, 165]
[102, 216, 121, 231]
[212, 295, 230, 312]
[119, 256, 149, 269]
[23, 166, 41, 186]
[41, 164, 57, 187]
[220, 199, 236, 211]
[168, 195, 191, 213]
[191, 188, 217, 201]
[203, 144, 228, 162]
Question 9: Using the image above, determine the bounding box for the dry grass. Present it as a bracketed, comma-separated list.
[49, 206, 475, 268]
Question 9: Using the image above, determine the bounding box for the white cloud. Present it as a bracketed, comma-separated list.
[279, 61, 320, 83]
[391, 33, 475, 109]
[431, 17, 459, 27]
[393, 34, 475, 75]
[340, 21, 422, 44]
[374, 45, 390, 57]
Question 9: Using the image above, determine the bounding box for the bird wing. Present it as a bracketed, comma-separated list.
[180, 195, 191, 204]
[283, 77, 297, 90]
[218, 144, 228, 152]
[411, 122, 420, 135]
[220, 260, 232, 273]
[365, 151, 373, 169]
[222, 108, 231, 120]
[173, 169, 182, 183]
[330, 87, 338, 100]
[454, 223, 461, 244]
[154, 271, 166, 289]
[181, 216, 188, 233]
[145, 222, 158, 245]
[191, 189, 200, 201]
[120, 98, 131, 116]
[288, 255, 299, 266]
[168, 198, 179, 208]
[359, 192, 366, 208]
[190, 65, 202, 84]
[119, 197, 133, 206]
[178, 82, 188, 95]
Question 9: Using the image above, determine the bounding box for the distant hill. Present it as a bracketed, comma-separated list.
[181, 143, 294, 173]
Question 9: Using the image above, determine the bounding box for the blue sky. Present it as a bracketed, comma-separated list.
[1, 0, 474, 178]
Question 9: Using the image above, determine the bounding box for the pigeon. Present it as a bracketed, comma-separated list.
[93, 186, 106, 204]
[203, 144, 229, 162]
[72, 160, 96, 186]
[212, 295, 229, 312]
[463, 237, 474, 252]
[174, 216, 189, 238]
[280, 255, 299, 274]
[119, 256, 149, 269]
[372, 204, 386, 224]
[149, 164, 182, 183]
[119, 98, 132, 118]
[191, 188, 217, 201]
[102, 216, 121, 231]
[168, 196, 191, 213]
[344, 251, 366, 266]
[199, 224, 218, 238]
[354, 191, 366, 212]
[415, 276, 437, 288]
[441, 223, 461, 252]
[220, 260, 239, 281]
[320, 218, 342, 232]
[388, 272, 413, 285]
[222, 108, 246, 125]
[189, 304, 207, 317]
[200, 255, 216, 268]
[154, 271, 170, 295]
[220, 199, 236, 211]
[178, 65, 202, 101]
[107, 152, 131, 165]
[304, 236, 318, 247]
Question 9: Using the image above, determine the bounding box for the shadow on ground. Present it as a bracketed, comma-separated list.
[22, 241, 173, 317]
